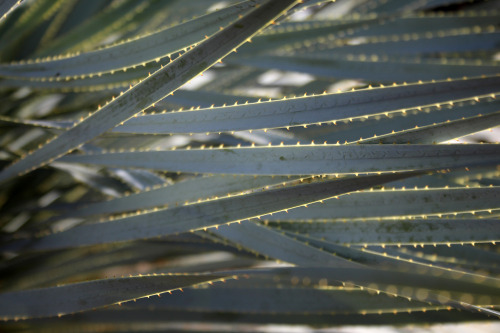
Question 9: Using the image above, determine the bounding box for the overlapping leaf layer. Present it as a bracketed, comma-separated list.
[0, 0, 499, 331]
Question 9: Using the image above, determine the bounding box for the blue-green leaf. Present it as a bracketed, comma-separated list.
[358, 111, 500, 144]
[233, 55, 500, 82]
[17, 173, 416, 251]
[128, 285, 436, 314]
[59, 175, 293, 219]
[268, 187, 500, 221]
[0, 272, 228, 320]
[114, 76, 500, 134]
[300, 96, 500, 144]
[313, 32, 500, 57]
[0, 0, 263, 78]
[273, 218, 500, 245]
[58, 144, 500, 176]
[0, 0, 299, 184]
[212, 221, 361, 267]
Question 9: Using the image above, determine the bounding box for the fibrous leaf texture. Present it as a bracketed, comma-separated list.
[0, 0, 499, 331]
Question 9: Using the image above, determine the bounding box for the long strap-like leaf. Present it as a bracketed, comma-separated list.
[274, 218, 500, 245]
[0, 0, 264, 78]
[212, 221, 362, 267]
[0, 273, 227, 320]
[113, 75, 500, 134]
[268, 187, 500, 220]
[234, 54, 500, 82]
[0, 0, 298, 184]
[17, 173, 417, 251]
[57, 175, 293, 219]
[358, 111, 500, 144]
[58, 144, 500, 175]
[127, 286, 437, 314]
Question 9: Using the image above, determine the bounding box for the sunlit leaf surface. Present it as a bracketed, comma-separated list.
[0, 0, 499, 331]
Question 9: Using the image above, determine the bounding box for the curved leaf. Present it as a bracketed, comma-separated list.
[212, 221, 361, 267]
[233, 266, 500, 301]
[358, 111, 500, 144]
[301, 96, 500, 144]
[59, 175, 293, 219]
[129, 286, 436, 314]
[114, 76, 500, 134]
[0, 0, 299, 184]
[0, 0, 263, 78]
[0, 273, 227, 320]
[17, 172, 417, 251]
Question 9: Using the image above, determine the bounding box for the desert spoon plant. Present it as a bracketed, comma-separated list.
[0, 0, 499, 331]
